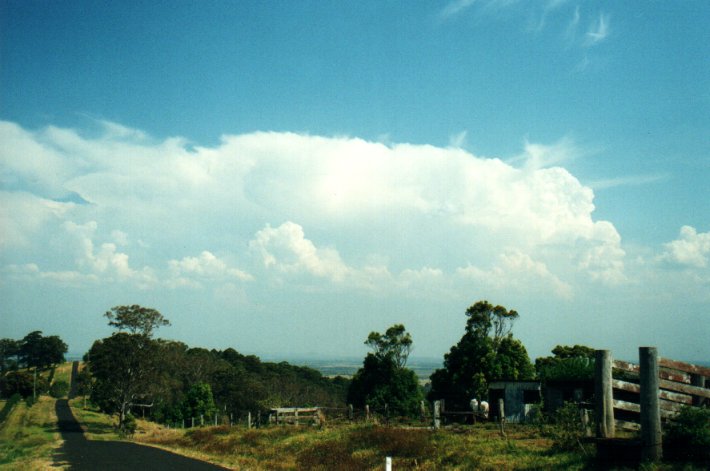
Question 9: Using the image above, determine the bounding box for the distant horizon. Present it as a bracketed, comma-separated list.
[63, 349, 709, 369]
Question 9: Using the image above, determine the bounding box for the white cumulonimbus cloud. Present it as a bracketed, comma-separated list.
[1, 120, 633, 299]
[660, 226, 710, 268]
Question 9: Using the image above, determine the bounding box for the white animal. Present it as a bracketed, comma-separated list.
[479, 400, 489, 419]
[470, 398, 478, 411]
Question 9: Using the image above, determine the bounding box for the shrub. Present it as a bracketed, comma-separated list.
[50, 380, 70, 398]
[119, 413, 137, 437]
[548, 402, 589, 453]
[664, 406, 710, 465]
[296, 440, 367, 470]
[350, 426, 434, 459]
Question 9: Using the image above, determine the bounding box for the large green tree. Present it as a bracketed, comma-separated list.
[365, 324, 413, 368]
[347, 324, 423, 417]
[428, 301, 534, 408]
[89, 333, 161, 428]
[88, 305, 169, 430]
[19, 331, 67, 370]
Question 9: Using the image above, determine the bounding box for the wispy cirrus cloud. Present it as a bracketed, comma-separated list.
[589, 173, 667, 190]
[439, 0, 476, 20]
[585, 12, 610, 46]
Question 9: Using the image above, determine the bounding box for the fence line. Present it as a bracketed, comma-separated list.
[595, 347, 709, 462]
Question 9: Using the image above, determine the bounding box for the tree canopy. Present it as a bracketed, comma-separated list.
[105, 305, 170, 337]
[535, 344, 595, 382]
[428, 301, 534, 408]
[89, 332, 161, 429]
[348, 324, 422, 417]
[86, 305, 349, 427]
[1, 331, 67, 371]
[364, 323, 413, 368]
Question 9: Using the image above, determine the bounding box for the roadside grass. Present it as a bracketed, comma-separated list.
[67, 398, 121, 441]
[0, 396, 62, 471]
[134, 422, 594, 470]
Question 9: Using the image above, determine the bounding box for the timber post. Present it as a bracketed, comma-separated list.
[594, 349, 615, 438]
[691, 374, 706, 407]
[498, 398, 506, 438]
[433, 400, 441, 429]
[639, 347, 662, 462]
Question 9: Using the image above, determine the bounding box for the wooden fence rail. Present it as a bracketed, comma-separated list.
[595, 347, 709, 462]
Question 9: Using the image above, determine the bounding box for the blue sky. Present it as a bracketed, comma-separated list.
[1, 1, 709, 363]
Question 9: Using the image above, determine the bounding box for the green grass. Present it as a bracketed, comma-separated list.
[0, 396, 62, 470]
[52, 362, 74, 386]
[67, 398, 121, 441]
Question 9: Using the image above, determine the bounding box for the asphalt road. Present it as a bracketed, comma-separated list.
[54, 371, 227, 470]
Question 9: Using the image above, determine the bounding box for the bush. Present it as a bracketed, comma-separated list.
[50, 380, 70, 398]
[548, 402, 589, 453]
[296, 440, 367, 470]
[119, 413, 137, 437]
[664, 406, 710, 465]
[350, 426, 434, 458]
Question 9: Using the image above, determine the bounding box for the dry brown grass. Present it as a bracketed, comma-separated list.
[131, 421, 595, 470]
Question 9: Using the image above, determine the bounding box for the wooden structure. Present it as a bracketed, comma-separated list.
[594, 348, 710, 463]
[543, 379, 593, 413]
[269, 407, 322, 426]
[488, 381, 541, 423]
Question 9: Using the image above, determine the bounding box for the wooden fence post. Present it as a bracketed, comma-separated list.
[248, 412, 252, 429]
[365, 405, 370, 422]
[691, 374, 706, 407]
[640, 347, 662, 462]
[581, 409, 591, 437]
[420, 400, 427, 422]
[594, 350, 615, 438]
[433, 401, 441, 429]
[498, 398, 506, 438]
[348, 404, 354, 421]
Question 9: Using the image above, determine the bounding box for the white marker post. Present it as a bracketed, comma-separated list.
[385, 456, 392, 471]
